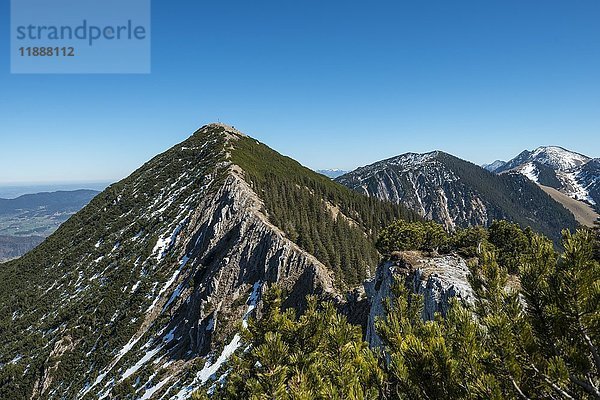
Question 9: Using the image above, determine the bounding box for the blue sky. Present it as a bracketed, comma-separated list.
[1, 0, 599, 184]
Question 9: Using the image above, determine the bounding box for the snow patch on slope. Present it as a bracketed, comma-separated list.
[173, 281, 263, 399]
[141, 376, 172, 400]
[153, 216, 190, 262]
[121, 346, 163, 381]
[530, 146, 590, 171]
[518, 162, 539, 183]
[561, 171, 596, 205]
[147, 255, 190, 313]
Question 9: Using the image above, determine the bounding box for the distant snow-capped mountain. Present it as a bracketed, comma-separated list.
[490, 146, 598, 210]
[316, 169, 349, 178]
[496, 146, 590, 174]
[482, 160, 506, 172]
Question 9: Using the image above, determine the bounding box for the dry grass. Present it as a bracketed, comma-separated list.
[538, 185, 599, 227]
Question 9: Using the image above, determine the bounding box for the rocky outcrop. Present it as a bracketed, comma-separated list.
[365, 251, 473, 348]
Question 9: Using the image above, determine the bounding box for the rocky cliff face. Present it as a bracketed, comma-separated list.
[336, 152, 490, 230]
[578, 159, 600, 212]
[365, 251, 473, 348]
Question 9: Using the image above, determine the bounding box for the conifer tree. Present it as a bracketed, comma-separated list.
[450, 226, 489, 257]
[421, 221, 449, 253]
[376, 278, 504, 399]
[468, 251, 535, 398]
[487, 220, 530, 273]
[207, 286, 384, 400]
[519, 230, 600, 398]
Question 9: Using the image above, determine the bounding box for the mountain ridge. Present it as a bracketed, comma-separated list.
[336, 150, 577, 242]
[0, 189, 99, 213]
[316, 169, 348, 179]
[482, 159, 506, 172]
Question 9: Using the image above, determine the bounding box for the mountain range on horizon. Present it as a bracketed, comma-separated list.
[326, 145, 599, 229]
[315, 169, 349, 179]
[0, 123, 597, 399]
[0, 183, 109, 200]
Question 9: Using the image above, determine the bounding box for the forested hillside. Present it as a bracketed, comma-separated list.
[438, 152, 577, 243]
[0, 189, 99, 259]
[231, 136, 420, 286]
[0, 235, 44, 262]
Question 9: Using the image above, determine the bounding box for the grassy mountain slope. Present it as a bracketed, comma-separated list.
[539, 185, 599, 227]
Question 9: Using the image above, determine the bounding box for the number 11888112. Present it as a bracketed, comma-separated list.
[19, 47, 75, 57]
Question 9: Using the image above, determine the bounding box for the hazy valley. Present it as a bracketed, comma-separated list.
[0, 190, 99, 262]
